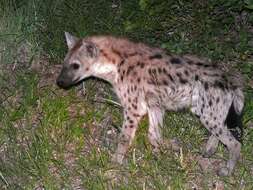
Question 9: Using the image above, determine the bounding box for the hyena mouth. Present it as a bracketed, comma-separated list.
[73, 77, 81, 83]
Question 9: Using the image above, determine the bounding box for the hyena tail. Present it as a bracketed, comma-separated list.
[225, 88, 244, 142]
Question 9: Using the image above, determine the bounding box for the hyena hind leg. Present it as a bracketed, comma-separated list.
[216, 132, 241, 176]
[202, 134, 219, 158]
[203, 122, 241, 176]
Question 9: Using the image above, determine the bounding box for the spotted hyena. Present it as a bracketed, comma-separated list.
[57, 32, 244, 176]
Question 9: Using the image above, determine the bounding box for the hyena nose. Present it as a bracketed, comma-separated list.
[56, 79, 65, 88]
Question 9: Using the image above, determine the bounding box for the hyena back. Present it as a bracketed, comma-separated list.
[57, 32, 244, 176]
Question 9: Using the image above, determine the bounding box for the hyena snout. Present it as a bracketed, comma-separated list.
[56, 68, 78, 89]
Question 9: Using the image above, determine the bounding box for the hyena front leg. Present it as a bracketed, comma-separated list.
[147, 107, 164, 151]
[202, 134, 219, 158]
[112, 109, 142, 164]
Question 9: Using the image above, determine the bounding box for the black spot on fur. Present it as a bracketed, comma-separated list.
[126, 65, 135, 76]
[184, 70, 189, 76]
[187, 60, 193, 65]
[214, 80, 226, 90]
[148, 68, 152, 75]
[149, 53, 162, 59]
[204, 82, 209, 90]
[137, 62, 145, 68]
[221, 74, 227, 80]
[225, 102, 243, 142]
[216, 97, 220, 104]
[196, 62, 204, 66]
[195, 75, 199, 81]
[119, 60, 125, 66]
[196, 62, 211, 67]
[158, 68, 162, 74]
[162, 68, 167, 74]
[167, 74, 174, 82]
[176, 72, 181, 78]
[132, 104, 137, 110]
[170, 57, 181, 64]
[179, 78, 188, 84]
[209, 100, 213, 106]
[163, 80, 168, 85]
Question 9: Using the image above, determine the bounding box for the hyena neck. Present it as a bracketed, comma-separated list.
[88, 36, 122, 85]
[90, 61, 118, 84]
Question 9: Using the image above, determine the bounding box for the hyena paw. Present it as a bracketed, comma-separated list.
[152, 146, 161, 154]
[202, 149, 216, 158]
[217, 167, 230, 177]
[111, 153, 124, 164]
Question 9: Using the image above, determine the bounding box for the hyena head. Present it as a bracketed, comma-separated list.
[56, 32, 99, 89]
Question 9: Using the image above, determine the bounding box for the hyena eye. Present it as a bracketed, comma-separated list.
[71, 63, 80, 70]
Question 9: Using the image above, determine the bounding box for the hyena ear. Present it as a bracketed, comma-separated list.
[83, 41, 99, 58]
[65, 32, 79, 49]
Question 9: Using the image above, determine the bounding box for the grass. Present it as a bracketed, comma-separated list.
[0, 0, 253, 189]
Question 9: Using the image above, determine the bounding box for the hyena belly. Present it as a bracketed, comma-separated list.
[145, 84, 193, 111]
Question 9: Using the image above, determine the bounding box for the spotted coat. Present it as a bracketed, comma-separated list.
[57, 33, 244, 176]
